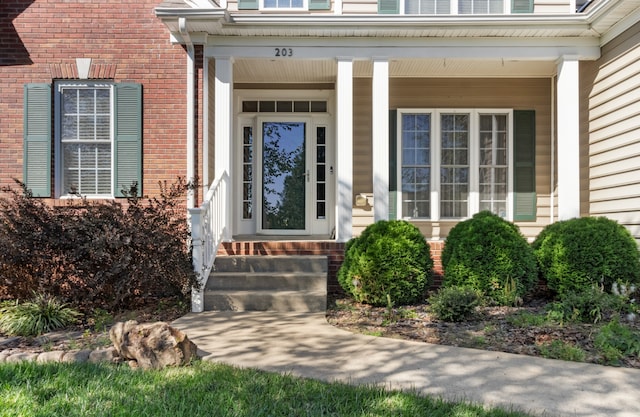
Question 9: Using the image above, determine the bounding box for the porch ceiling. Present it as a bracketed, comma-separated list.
[232, 58, 557, 83]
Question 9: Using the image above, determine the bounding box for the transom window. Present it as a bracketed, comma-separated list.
[242, 100, 327, 113]
[56, 83, 113, 197]
[397, 109, 513, 220]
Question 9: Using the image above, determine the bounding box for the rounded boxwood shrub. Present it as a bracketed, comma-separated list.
[441, 211, 538, 305]
[532, 216, 640, 297]
[428, 286, 482, 322]
[337, 220, 433, 306]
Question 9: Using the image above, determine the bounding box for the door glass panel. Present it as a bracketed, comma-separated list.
[262, 122, 306, 230]
[316, 127, 327, 219]
[242, 127, 253, 219]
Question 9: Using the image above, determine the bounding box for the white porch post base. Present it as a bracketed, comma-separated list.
[189, 207, 205, 313]
[191, 288, 204, 313]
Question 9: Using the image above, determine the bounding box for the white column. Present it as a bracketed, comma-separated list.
[372, 58, 389, 221]
[556, 56, 580, 220]
[214, 56, 234, 239]
[202, 57, 210, 195]
[336, 58, 353, 242]
[185, 45, 196, 209]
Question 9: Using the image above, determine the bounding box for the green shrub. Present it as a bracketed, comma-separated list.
[441, 211, 538, 305]
[0, 179, 198, 313]
[547, 287, 626, 324]
[538, 340, 586, 362]
[545, 287, 626, 324]
[428, 286, 482, 322]
[506, 310, 548, 327]
[0, 293, 81, 336]
[337, 220, 433, 306]
[532, 216, 640, 297]
[594, 319, 640, 365]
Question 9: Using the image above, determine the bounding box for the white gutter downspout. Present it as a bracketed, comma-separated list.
[180, 17, 196, 210]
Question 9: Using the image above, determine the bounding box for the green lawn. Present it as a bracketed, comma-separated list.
[0, 360, 535, 417]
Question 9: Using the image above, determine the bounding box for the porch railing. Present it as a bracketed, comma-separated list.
[188, 172, 229, 312]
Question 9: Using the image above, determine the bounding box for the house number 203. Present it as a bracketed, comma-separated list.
[275, 48, 293, 57]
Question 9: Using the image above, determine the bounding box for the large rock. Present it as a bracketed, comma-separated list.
[109, 321, 199, 370]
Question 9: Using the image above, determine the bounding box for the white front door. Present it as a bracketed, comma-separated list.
[235, 102, 333, 237]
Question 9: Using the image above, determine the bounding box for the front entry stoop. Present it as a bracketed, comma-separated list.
[204, 255, 328, 312]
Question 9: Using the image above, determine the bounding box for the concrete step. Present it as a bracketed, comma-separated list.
[206, 272, 327, 292]
[204, 290, 327, 312]
[205, 255, 328, 312]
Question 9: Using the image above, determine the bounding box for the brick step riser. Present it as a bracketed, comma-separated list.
[213, 255, 328, 274]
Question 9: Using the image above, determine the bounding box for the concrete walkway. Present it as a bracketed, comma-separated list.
[172, 311, 640, 417]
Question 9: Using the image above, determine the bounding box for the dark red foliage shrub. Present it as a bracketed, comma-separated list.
[0, 179, 198, 313]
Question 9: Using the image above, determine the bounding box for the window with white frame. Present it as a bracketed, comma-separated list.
[440, 113, 470, 218]
[398, 109, 512, 220]
[57, 83, 113, 196]
[405, 0, 450, 14]
[23, 82, 141, 199]
[381, 0, 514, 14]
[479, 114, 508, 216]
[240, 0, 329, 10]
[458, 0, 504, 13]
[263, 0, 303, 7]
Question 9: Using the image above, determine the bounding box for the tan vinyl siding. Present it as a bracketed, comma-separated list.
[533, 0, 571, 14]
[351, 77, 552, 239]
[352, 78, 374, 235]
[584, 21, 640, 242]
[343, 0, 378, 14]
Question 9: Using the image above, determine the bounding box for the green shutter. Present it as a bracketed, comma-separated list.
[513, 110, 536, 221]
[309, 0, 330, 9]
[378, 0, 399, 14]
[114, 83, 142, 197]
[389, 110, 397, 220]
[238, 0, 258, 9]
[23, 84, 52, 197]
[512, 0, 533, 13]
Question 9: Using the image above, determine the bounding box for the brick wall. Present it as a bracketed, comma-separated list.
[0, 0, 198, 200]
